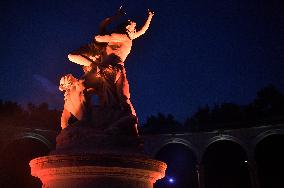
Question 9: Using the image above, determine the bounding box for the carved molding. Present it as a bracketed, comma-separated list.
[30, 154, 167, 184]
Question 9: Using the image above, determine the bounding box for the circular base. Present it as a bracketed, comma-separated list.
[30, 154, 166, 188]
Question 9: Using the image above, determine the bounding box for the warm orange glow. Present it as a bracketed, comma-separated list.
[30, 154, 166, 187]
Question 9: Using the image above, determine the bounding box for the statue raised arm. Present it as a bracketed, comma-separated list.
[94, 9, 154, 62]
[68, 7, 126, 67]
[127, 10, 154, 40]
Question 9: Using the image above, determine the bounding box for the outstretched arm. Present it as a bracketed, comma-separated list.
[129, 10, 154, 40]
[95, 33, 128, 43]
[68, 54, 94, 67]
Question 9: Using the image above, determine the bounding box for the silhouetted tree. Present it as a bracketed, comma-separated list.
[0, 100, 61, 130]
[210, 103, 244, 129]
[26, 102, 61, 130]
[0, 100, 27, 127]
[0, 100, 23, 115]
[252, 84, 284, 119]
[140, 113, 183, 134]
[185, 85, 284, 132]
[185, 105, 210, 132]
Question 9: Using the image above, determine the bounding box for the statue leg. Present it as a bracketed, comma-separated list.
[114, 68, 138, 136]
[116, 68, 136, 117]
[61, 107, 71, 129]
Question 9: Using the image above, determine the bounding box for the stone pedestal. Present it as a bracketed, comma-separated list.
[30, 125, 166, 187]
[30, 154, 166, 188]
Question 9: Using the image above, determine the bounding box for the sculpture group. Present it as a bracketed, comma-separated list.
[59, 8, 154, 136]
[30, 9, 166, 187]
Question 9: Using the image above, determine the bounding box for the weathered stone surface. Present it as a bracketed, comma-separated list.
[53, 124, 143, 155]
[30, 120, 166, 187]
[30, 154, 166, 188]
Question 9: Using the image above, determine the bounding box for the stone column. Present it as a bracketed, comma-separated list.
[196, 164, 205, 188]
[247, 160, 260, 188]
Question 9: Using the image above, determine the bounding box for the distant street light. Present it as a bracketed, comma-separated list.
[168, 177, 175, 184]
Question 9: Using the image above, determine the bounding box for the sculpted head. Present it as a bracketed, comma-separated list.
[126, 20, 136, 34]
[115, 20, 136, 35]
[59, 74, 78, 91]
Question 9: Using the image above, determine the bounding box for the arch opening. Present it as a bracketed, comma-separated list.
[0, 138, 49, 188]
[154, 143, 198, 188]
[202, 140, 251, 188]
[255, 134, 284, 188]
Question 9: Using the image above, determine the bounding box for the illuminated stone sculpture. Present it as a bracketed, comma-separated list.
[59, 74, 86, 129]
[30, 8, 166, 188]
[62, 9, 154, 135]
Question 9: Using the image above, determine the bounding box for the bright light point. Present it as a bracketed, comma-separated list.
[244, 160, 248, 163]
[168, 177, 175, 183]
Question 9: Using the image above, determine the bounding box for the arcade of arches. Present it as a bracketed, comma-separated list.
[0, 124, 283, 188]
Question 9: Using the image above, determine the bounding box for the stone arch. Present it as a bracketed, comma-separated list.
[154, 142, 199, 188]
[0, 134, 51, 188]
[254, 132, 284, 188]
[6, 131, 53, 151]
[153, 138, 199, 160]
[202, 134, 249, 160]
[252, 129, 284, 152]
[201, 139, 251, 188]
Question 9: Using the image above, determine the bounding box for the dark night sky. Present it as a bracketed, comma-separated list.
[1, 0, 284, 123]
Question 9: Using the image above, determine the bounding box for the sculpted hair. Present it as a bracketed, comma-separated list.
[115, 20, 132, 34]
